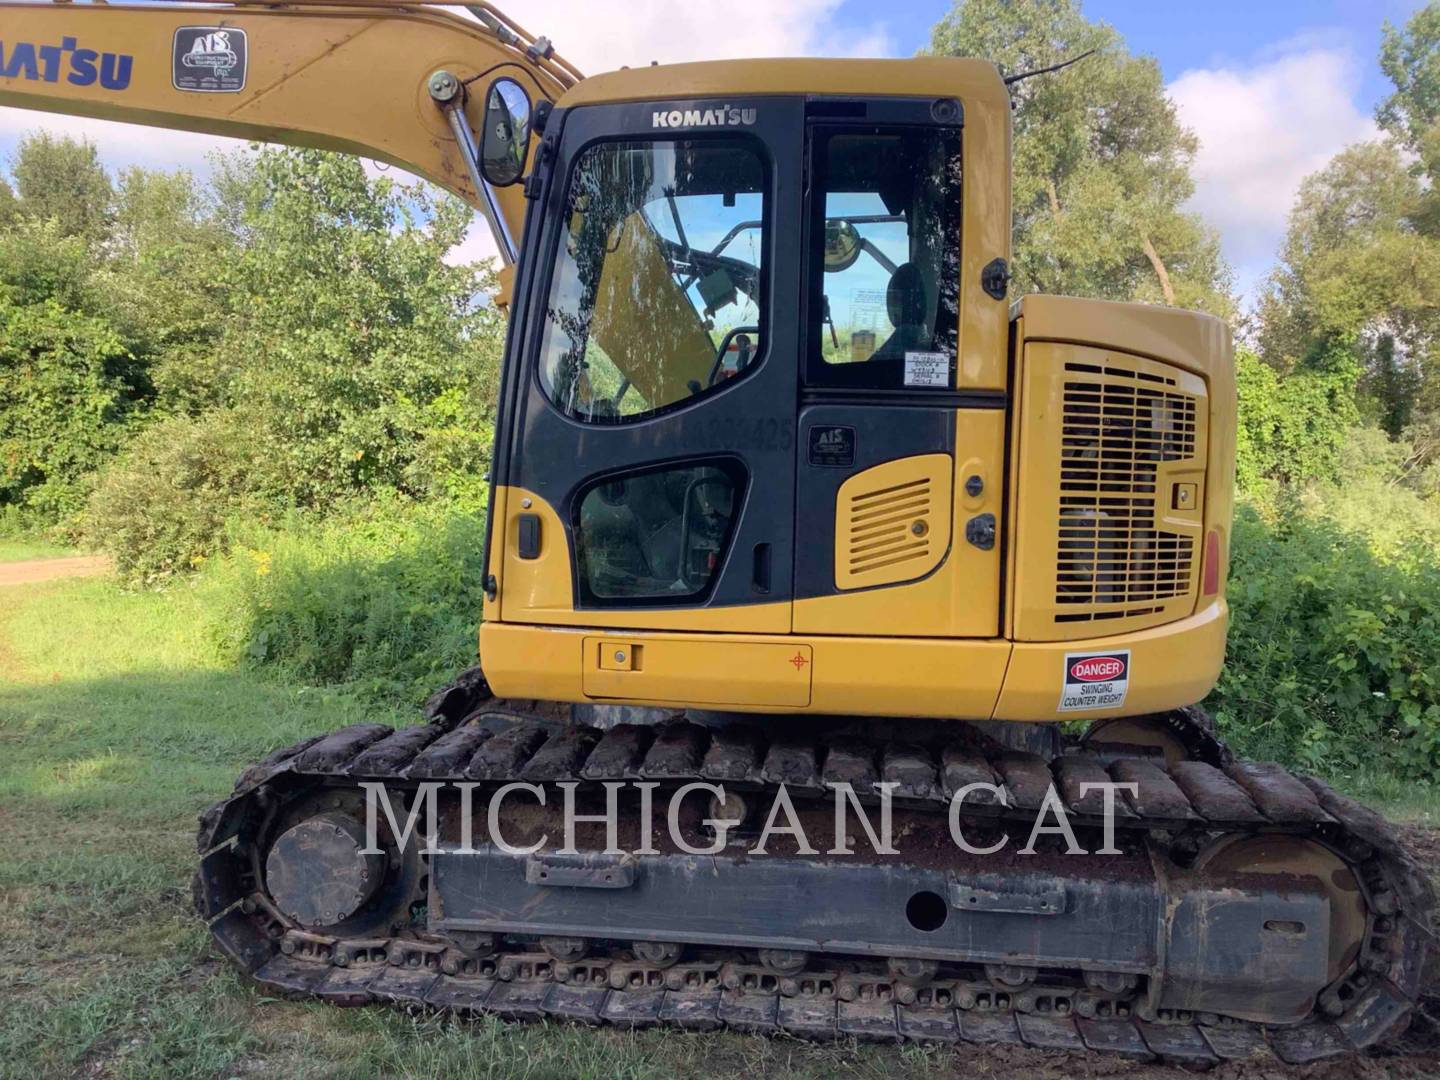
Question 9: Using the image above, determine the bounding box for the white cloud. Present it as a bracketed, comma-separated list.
[488, 0, 893, 70]
[1168, 43, 1380, 302]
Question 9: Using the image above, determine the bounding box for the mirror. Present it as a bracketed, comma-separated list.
[823, 219, 863, 273]
[480, 78, 531, 187]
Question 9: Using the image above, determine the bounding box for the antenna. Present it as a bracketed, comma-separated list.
[1003, 48, 1097, 86]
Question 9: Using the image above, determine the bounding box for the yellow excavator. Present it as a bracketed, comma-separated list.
[1, 0, 1433, 1064]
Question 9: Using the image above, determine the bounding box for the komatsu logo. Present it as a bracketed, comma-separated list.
[0, 37, 133, 90]
[652, 105, 757, 129]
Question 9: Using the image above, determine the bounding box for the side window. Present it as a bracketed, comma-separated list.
[575, 461, 743, 604]
[807, 126, 962, 389]
[538, 138, 767, 423]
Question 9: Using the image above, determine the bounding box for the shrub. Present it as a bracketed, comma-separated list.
[200, 499, 489, 706]
[82, 409, 278, 584]
[1235, 346, 1359, 489]
[1209, 487, 1440, 778]
[0, 295, 142, 519]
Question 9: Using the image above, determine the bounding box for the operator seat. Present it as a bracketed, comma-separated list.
[871, 262, 932, 360]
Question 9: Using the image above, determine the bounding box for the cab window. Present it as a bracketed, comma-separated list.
[807, 126, 962, 389]
[538, 138, 767, 423]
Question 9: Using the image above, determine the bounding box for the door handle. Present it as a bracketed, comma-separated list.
[517, 513, 541, 559]
[752, 542, 772, 594]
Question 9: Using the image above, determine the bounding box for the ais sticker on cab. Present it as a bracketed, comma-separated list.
[1058, 650, 1131, 712]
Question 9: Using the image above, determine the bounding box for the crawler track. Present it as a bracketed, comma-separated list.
[193, 701, 1436, 1067]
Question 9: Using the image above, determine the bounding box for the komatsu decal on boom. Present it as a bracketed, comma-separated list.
[1, 0, 1433, 1065]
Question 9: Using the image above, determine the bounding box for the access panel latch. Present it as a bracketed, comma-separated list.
[965, 512, 996, 550]
[981, 257, 1011, 300]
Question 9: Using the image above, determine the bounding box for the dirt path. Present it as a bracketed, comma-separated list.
[0, 555, 111, 587]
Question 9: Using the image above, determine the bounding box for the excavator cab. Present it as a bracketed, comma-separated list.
[479, 67, 1020, 711]
[476, 61, 1229, 724]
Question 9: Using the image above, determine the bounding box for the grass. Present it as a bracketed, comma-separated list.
[0, 577, 970, 1078]
[2, 574, 1436, 1077]
[0, 536, 79, 561]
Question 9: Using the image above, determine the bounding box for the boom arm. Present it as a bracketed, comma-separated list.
[0, 0, 582, 264]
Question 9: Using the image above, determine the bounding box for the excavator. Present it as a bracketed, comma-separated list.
[1, 0, 1433, 1065]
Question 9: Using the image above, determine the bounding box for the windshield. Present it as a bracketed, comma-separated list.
[538, 138, 767, 423]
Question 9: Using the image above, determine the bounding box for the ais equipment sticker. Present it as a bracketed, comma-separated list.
[173, 27, 247, 93]
[1058, 650, 1131, 713]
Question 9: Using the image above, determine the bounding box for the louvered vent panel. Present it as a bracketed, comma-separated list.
[1054, 360, 1198, 621]
[834, 454, 952, 591]
[849, 478, 933, 574]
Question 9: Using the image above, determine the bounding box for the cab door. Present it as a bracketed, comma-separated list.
[790, 102, 1005, 638]
[493, 97, 803, 635]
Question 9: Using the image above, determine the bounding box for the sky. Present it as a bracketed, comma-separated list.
[0, 0, 1430, 307]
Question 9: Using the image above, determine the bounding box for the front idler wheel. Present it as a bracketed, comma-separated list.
[264, 811, 385, 928]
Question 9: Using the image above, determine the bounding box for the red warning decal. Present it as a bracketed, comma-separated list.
[1069, 655, 1126, 683]
[1059, 650, 1131, 712]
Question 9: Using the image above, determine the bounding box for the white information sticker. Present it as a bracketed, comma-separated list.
[903, 350, 950, 387]
[1058, 651, 1131, 713]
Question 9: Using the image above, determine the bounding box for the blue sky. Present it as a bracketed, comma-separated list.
[830, 0, 1421, 109]
[0, 0, 1430, 306]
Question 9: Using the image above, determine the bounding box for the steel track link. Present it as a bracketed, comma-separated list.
[192, 703, 1437, 1066]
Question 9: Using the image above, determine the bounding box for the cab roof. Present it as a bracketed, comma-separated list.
[556, 57, 1008, 112]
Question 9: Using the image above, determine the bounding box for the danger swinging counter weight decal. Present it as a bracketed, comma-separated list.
[173, 27, 247, 93]
[1058, 649, 1131, 712]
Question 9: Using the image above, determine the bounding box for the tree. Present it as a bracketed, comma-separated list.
[1379, 5, 1440, 166]
[98, 167, 234, 415]
[0, 296, 141, 515]
[0, 177, 16, 227]
[927, 0, 1233, 316]
[1257, 5, 1440, 437]
[9, 132, 114, 242]
[215, 147, 504, 508]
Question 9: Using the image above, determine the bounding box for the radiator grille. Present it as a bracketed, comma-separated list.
[1055, 360, 1198, 619]
[845, 476, 936, 579]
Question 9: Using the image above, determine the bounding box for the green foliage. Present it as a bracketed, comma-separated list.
[1234, 346, 1360, 487]
[99, 166, 234, 416]
[81, 409, 280, 584]
[1380, 5, 1440, 158]
[9, 131, 114, 242]
[0, 215, 99, 310]
[1211, 484, 1440, 779]
[215, 148, 504, 510]
[928, 0, 1233, 316]
[200, 500, 489, 706]
[0, 135, 500, 571]
[0, 176, 16, 226]
[1261, 8, 1440, 455]
[0, 295, 142, 516]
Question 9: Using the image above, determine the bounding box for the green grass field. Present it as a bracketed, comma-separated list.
[0, 537, 79, 561]
[0, 575, 970, 1078]
[2, 571, 1435, 1078]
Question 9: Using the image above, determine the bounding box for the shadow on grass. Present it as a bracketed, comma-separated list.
[0, 668, 407, 825]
